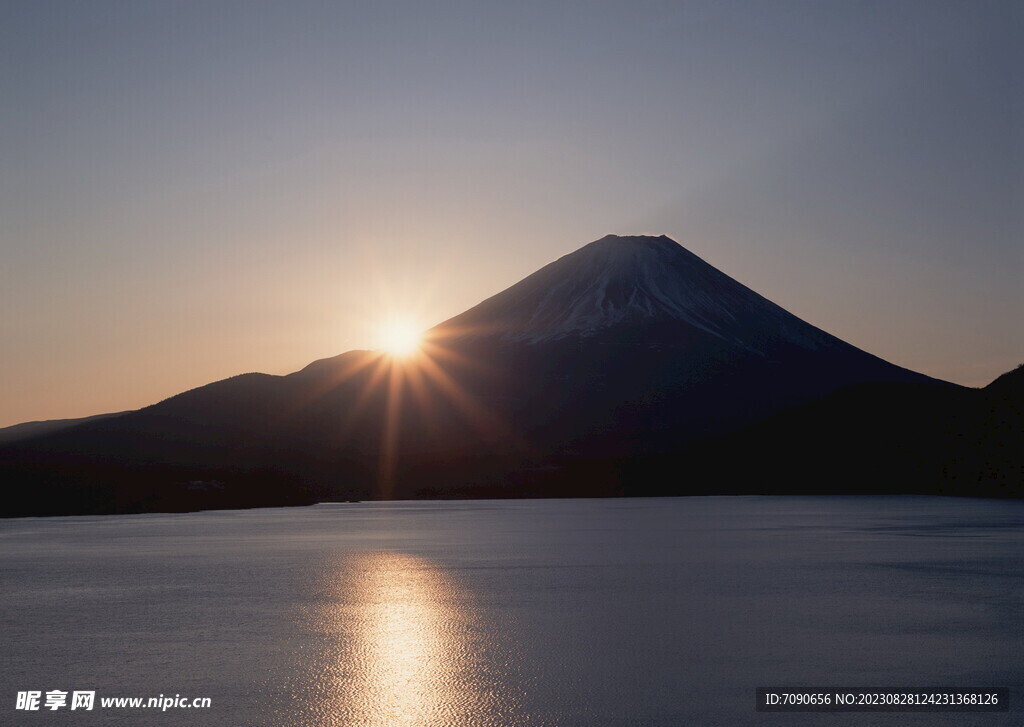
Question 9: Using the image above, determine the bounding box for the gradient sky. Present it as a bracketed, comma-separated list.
[1, 0, 1020, 427]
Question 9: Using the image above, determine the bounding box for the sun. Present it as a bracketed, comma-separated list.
[378, 318, 424, 357]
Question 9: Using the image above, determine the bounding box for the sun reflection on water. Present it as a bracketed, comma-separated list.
[293, 551, 518, 727]
[354, 552, 458, 723]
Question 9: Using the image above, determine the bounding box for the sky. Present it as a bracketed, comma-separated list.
[1, 0, 1020, 427]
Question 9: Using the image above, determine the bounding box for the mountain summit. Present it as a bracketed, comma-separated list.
[436, 235, 839, 353]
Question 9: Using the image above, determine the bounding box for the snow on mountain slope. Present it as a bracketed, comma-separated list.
[434, 235, 844, 353]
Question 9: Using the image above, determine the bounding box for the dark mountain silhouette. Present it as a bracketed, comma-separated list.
[985, 363, 1024, 398]
[0, 411, 133, 444]
[633, 362, 1022, 498]
[4, 234, 1007, 517]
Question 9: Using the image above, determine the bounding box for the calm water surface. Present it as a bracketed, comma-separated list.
[1, 496, 1022, 726]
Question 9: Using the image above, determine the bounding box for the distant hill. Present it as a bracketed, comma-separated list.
[0, 411, 133, 444]
[985, 363, 1024, 398]
[624, 364, 1022, 498]
[2, 234, 990, 516]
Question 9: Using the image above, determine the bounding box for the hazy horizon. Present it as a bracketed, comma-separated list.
[2, 0, 1020, 428]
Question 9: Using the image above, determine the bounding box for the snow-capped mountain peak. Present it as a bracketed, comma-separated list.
[433, 234, 839, 353]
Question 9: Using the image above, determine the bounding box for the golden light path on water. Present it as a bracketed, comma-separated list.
[291, 551, 522, 727]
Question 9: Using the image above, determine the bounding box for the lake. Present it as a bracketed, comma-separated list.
[1, 496, 1021, 725]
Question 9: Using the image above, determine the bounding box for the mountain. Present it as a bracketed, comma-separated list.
[985, 362, 1024, 398]
[651, 361, 1023, 498]
[437, 234, 848, 351]
[1, 234, 971, 516]
[0, 411, 133, 444]
[420, 235, 941, 454]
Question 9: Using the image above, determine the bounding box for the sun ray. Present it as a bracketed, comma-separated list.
[283, 350, 384, 416]
[412, 351, 527, 453]
[283, 312, 536, 497]
[377, 359, 406, 499]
